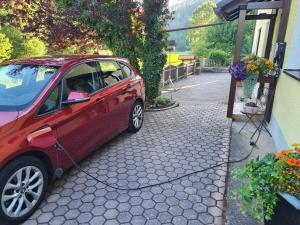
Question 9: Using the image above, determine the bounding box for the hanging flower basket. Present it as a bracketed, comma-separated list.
[228, 55, 275, 100]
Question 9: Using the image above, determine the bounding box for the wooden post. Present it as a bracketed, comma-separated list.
[186, 64, 188, 77]
[227, 6, 247, 118]
[265, 0, 292, 122]
[162, 71, 165, 88]
[258, 12, 277, 99]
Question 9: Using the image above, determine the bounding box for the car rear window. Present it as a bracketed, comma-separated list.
[0, 64, 60, 111]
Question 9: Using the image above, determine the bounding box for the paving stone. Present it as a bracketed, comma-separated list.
[22, 73, 231, 225]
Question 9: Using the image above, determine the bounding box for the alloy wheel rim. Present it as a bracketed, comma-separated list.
[133, 105, 143, 129]
[1, 166, 44, 218]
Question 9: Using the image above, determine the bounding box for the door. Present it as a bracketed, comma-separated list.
[97, 60, 135, 134]
[55, 61, 108, 161]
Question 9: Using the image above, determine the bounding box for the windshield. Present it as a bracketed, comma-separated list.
[0, 64, 60, 111]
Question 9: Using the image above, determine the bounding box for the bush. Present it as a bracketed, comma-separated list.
[194, 43, 209, 58]
[0, 33, 12, 63]
[24, 37, 47, 57]
[208, 49, 230, 66]
[154, 96, 173, 107]
[0, 26, 27, 59]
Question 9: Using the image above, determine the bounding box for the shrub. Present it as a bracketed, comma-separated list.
[24, 37, 47, 57]
[0, 33, 12, 63]
[208, 49, 230, 66]
[154, 96, 173, 107]
[194, 43, 209, 58]
[0, 26, 26, 59]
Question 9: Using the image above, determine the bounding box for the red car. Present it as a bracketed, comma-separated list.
[0, 55, 145, 224]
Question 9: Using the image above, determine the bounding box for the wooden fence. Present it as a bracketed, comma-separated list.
[162, 62, 201, 88]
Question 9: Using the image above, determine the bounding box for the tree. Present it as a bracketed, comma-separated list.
[24, 37, 47, 57]
[141, 0, 169, 101]
[0, 0, 102, 54]
[186, 0, 255, 60]
[0, 33, 12, 63]
[0, 26, 27, 59]
[65, 0, 170, 102]
[186, 0, 216, 51]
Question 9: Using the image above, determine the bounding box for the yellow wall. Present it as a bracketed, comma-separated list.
[272, 0, 300, 145]
[251, 10, 272, 57]
[252, 1, 300, 147]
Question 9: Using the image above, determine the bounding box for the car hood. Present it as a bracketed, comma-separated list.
[0, 112, 19, 137]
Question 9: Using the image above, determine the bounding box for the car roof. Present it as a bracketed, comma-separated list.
[1, 55, 129, 67]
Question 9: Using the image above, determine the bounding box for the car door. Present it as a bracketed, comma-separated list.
[97, 60, 135, 134]
[55, 61, 108, 161]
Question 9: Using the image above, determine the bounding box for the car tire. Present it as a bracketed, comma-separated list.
[0, 156, 48, 225]
[128, 100, 144, 133]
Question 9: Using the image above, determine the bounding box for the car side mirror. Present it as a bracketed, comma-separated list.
[62, 91, 90, 105]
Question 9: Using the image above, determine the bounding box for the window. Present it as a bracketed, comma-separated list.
[0, 64, 59, 111]
[119, 63, 133, 79]
[99, 61, 124, 87]
[38, 84, 61, 115]
[63, 62, 100, 100]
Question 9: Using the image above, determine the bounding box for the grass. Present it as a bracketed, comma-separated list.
[166, 52, 193, 66]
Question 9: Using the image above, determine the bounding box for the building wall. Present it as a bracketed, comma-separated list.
[270, 0, 300, 149]
[251, 9, 272, 57]
[251, 1, 300, 150]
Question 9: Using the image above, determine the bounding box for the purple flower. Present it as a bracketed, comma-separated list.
[228, 62, 247, 80]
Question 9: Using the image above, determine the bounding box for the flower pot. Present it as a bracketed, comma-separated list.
[264, 194, 300, 225]
[242, 72, 258, 99]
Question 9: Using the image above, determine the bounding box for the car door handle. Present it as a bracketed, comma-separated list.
[95, 98, 105, 103]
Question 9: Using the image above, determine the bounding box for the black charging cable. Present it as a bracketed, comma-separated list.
[56, 138, 255, 191]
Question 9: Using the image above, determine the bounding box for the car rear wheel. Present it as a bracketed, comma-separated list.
[0, 156, 48, 224]
[128, 101, 144, 133]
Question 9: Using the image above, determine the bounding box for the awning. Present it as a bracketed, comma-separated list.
[214, 0, 282, 21]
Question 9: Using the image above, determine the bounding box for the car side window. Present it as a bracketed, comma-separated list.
[99, 61, 124, 87]
[38, 84, 61, 115]
[119, 63, 133, 79]
[63, 62, 101, 100]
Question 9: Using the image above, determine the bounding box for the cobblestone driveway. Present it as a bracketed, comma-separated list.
[24, 73, 231, 225]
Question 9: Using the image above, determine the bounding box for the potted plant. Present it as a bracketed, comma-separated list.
[233, 144, 300, 224]
[229, 55, 275, 101]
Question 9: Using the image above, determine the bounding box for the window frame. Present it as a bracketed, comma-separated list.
[36, 82, 62, 116]
[36, 60, 103, 117]
[62, 61, 102, 99]
[97, 60, 132, 89]
[118, 62, 133, 79]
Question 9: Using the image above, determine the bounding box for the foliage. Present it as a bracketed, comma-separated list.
[141, 0, 169, 102]
[186, 0, 255, 60]
[194, 42, 209, 58]
[186, 0, 216, 51]
[0, 0, 102, 54]
[79, 0, 142, 71]
[24, 37, 47, 57]
[233, 145, 300, 222]
[208, 49, 229, 66]
[154, 96, 173, 107]
[168, 0, 205, 51]
[0, 33, 12, 63]
[0, 26, 27, 59]
[66, 0, 170, 102]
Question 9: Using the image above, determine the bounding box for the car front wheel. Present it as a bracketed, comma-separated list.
[0, 156, 48, 224]
[128, 101, 144, 133]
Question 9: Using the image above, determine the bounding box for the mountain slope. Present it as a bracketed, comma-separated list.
[168, 0, 220, 51]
